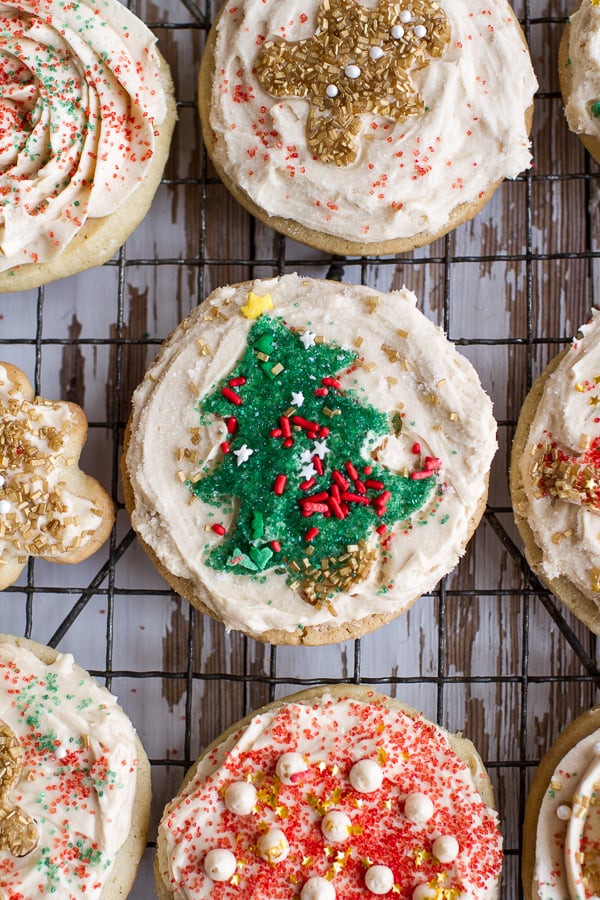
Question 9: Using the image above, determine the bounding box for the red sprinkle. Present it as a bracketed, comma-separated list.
[300, 478, 316, 491]
[280, 416, 292, 438]
[305, 526, 319, 542]
[292, 415, 319, 431]
[410, 470, 435, 480]
[211, 524, 226, 535]
[425, 456, 442, 471]
[301, 502, 329, 515]
[273, 474, 287, 495]
[353, 479, 367, 494]
[330, 484, 341, 502]
[344, 461, 359, 480]
[363, 465, 373, 475]
[322, 376, 341, 390]
[270, 540, 281, 552]
[376, 524, 388, 535]
[270, 428, 283, 438]
[314, 387, 328, 397]
[301, 492, 329, 503]
[312, 455, 324, 476]
[220, 441, 231, 454]
[229, 376, 247, 387]
[412, 442, 421, 454]
[284, 437, 294, 448]
[318, 426, 330, 438]
[341, 491, 371, 506]
[374, 491, 392, 506]
[222, 387, 242, 406]
[329, 497, 345, 519]
[226, 416, 238, 434]
[332, 470, 350, 490]
[365, 479, 384, 490]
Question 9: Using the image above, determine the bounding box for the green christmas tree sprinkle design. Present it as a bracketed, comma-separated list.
[190, 313, 437, 607]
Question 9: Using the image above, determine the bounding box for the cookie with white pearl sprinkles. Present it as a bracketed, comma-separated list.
[0, 633, 151, 898]
[122, 274, 497, 645]
[0, 362, 114, 588]
[0, 0, 176, 293]
[198, 0, 537, 256]
[154, 685, 502, 900]
[559, 0, 600, 164]
[522, 706, 600, 900]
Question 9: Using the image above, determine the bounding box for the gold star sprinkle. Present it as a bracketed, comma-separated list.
[241, 292, 274, 319]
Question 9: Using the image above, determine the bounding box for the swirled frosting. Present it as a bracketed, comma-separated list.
[205, 0, 537, 244]
[0, 0, 167, 272]
[563, 0, 600, 141]
[0, 640, 139, 897]
[157, 693, 503, 899]
[516, 312, 600, 606]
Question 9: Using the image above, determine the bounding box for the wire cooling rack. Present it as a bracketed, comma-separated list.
[1, 0, 599, 897]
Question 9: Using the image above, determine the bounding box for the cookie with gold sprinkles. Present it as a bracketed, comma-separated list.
[155, 684, 503, 900]
[0, 0, 176, 293]
[559, 0, 600, 164]
[510, 311, 600, 634]
[0, 632, 151, 898]
[122, 274, 496, 645]
[522, 705, 600, 900]
[198, 0, 537, 255]
[0, 362, 114, 588]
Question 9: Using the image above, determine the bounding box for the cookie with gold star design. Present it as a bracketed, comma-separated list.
[559, 0, 600, 163]
[122, 274, 497, 645]
[199, 0, 537, 255]
[510, 311, 600, 634]
[155, 684, 502, 900]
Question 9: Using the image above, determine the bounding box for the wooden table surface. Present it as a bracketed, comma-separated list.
[0, 0, 597, 897]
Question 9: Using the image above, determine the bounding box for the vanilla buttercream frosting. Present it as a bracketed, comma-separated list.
[0, 0, 168, 271]
[516, 311, 600, 607]
[204, 0, 537, 244]
[156, 691, 503, 899]
[124, 274, 497, 641]
[563, 0, 600, 141]
[0, 639, 139, 897]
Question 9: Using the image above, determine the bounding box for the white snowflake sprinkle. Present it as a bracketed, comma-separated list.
[291, 391, 305, 408]
[299, 449, 314, 465]
[233, 444, 254, 466]
[300, 464, 317, 480]
[300, 331, 316, 349]
[313, 439, 330, 459]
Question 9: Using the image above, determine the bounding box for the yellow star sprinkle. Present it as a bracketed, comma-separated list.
[241, 292, 274, 319]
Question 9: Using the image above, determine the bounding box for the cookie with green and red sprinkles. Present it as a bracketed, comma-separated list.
[198, 0, 536, 255]
[0, 633, 151, 898]
[510, 310, 600, 635]
[559, 0, 600, 164]
[122, 274, 497, 645]
[0, 0, 176, 293]
[155, 684, 502, 900]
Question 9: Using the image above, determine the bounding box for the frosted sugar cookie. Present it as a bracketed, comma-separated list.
[0, 0, 176, 292]
[0, 362, 114, 588]
[199, 0, 537, 255]
[510, 312, 600, 634]
[522, 706, 600, 900]
[123, 274, 497, 645]
[559, 0, 600, 163]
[155, 685, 503, 900]
[0, 633, 151, 897]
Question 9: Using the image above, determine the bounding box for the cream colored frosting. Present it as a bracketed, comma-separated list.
[564, 0, 600, 139]
[533, 726, 600, 899]
[207, 0, 537, 244]
[518, 312, 600, 605]
[0, 640, 139, 896]
[0, 0, 167, 272]
[157, 694, 502, 899]
[0, 364, 105, 570]
[125, 274, 497, 639]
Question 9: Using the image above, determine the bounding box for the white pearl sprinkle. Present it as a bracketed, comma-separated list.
[369, 45, 385, 59]
[390, 25, 405, 39]
[55, 745, 67, 759]
[301, 876, 336, 900]
[413, 885, 436, 900]
[204, 848, 237, 882]
[321, 810, 352, 842]
[326, 84, 339, 98]
[224, 781, 257, 816]
[414, 24, 427, 38]
[276, 751, 308, 784]
[400, 9, 412, 22]
[432, 835, 459, 863]
[344, 64, 361, 79]
[257, 828, 290, 863]
[349, 759, 383, 793]
[404, 792, 434, 823]
[0, 500, 11, 514]
[556, 804, 572, 820]
[365, 864, 394, 894]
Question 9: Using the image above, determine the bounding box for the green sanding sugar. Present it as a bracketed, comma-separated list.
[189, 316, 436, 599]
[592, 100, 600, 118]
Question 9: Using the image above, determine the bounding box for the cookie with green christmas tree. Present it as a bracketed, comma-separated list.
[122, 275, 497, 645]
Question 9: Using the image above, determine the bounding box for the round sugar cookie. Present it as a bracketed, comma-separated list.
[198, 0, 537, 256]
[122, 274, 497, 645]
[510, 312, 600, 635]
[155, 684, 503, 900]
[0, 362, 114, 589]
[522, 706, 600, 900]
[559, 0, 600, 164]
[0, 0, 177, 293]
[0, 633, 151, 898]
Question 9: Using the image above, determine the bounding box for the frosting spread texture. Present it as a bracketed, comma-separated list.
[125, 274, 497, 639]
[0, 640, 139, 897]
[206, 0, 537, 243]
[157, 693, 503, 899]
[564, 0, 600, 140]
[0, 0, 167, 271]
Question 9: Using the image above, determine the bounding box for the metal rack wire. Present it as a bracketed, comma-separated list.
[1, 0, 599, 897]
